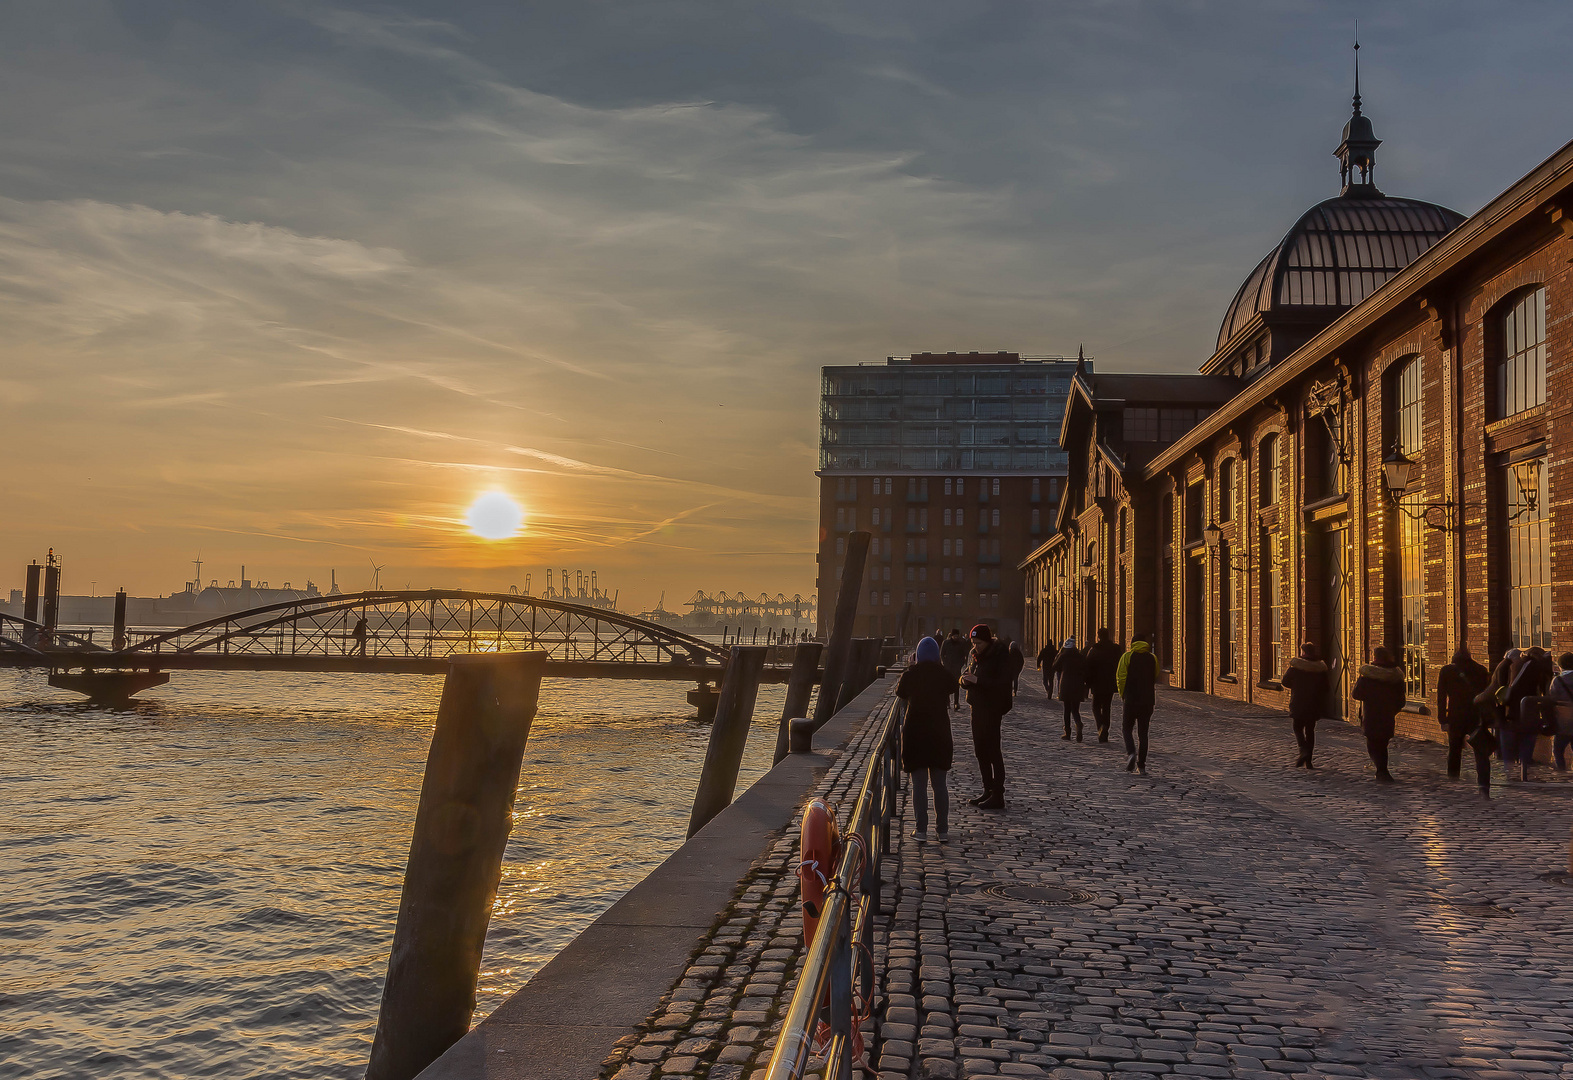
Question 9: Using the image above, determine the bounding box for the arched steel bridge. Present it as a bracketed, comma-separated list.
[0, 592, 793, 687]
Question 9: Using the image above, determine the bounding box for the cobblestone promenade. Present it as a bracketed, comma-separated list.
[604, 683, 1573, 1080]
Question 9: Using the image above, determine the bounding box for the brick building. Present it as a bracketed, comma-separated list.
[817, 352, 1077, 642]
[1023, 95, 1573, 743]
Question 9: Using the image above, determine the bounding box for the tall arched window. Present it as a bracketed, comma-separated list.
[1497, 287, 1547, 418]
[1259, 434, 1281, 507]
[1389, 355, 1426, 700]
[1219, 458, 1237, 521]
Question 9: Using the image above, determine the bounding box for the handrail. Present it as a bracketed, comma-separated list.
[765, 690, 904, 1080]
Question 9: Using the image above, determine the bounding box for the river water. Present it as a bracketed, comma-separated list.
[0, 667, 790, 1078]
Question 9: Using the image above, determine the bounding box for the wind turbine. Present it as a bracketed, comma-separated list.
[368, 558, 386, 591]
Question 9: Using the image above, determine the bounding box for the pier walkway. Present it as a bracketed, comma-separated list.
[604, 682, 1573, 1080]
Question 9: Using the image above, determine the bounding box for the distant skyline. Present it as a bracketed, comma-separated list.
[2, 2, 1570, 609]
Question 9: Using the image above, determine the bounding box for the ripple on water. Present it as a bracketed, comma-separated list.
[0, 669, 789, 1079]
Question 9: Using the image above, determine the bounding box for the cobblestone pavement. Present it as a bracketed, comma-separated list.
[603, 683, 1573, 1080]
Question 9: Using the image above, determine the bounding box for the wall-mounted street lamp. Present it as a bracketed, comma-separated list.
[1509, 456, 1544, 521]
[1202, 521, 1252, 571]
[1381, 439, 1458, 532]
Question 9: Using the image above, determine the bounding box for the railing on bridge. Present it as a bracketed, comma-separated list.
[0, 612, 108, 657]
[110, 591, 729, 667]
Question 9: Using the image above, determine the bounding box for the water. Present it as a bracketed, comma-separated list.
[0, 668, 789, 1078]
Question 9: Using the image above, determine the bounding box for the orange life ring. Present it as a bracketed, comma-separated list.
[798, 797, 840, 947]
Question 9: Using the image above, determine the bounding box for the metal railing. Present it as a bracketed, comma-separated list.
[765, 693, 904, 1080]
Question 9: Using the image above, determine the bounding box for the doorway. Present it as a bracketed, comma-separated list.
[1319, 525, 1348, 719]
[1185, 557, 1206, 689]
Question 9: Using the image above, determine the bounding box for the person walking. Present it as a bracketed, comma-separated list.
[940, 629, 969, 712]
[1085, 628, 1123, 743]
[1548, 652, 1573, 773]
[1351, 646, 1405, 782]
[1502, 646, 1553, 781]
[1051, 637, 1088, 741]
[1280, 642, 1329, 768]
[1008, 640, 1026, 694]
[1035, 639, 1056, 697]
[960, 624, 1013, 809]
[896, 636, 955, 841]
[1116, 633, 1158, 774]
[1436, 646, 1492, 794]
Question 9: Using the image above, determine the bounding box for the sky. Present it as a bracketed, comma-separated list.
[2, 1, 1570, 612]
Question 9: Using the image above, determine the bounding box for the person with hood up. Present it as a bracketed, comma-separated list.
[1501, 646, 1553, 781]
[960, 623, 1013, 809]
[1116, 633, 1158, 774]
[896, 636, 955, 841]
[1050, 636, 1088, 741]
[940, 629, 969, 711]
[1280, 642, 1329, 768]
[1436, 645, 1492, 794]
[1350, 645, 1406, 781]
[1084, 628, 1123, 743]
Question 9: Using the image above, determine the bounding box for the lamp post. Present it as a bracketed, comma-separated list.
[1203, 521, 1250, 571]
[1381, 439, 1457, 532]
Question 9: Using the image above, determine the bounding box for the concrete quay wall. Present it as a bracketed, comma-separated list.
[417, 674, 899, 1080]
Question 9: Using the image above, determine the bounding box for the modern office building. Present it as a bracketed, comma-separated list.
[817, 352, 1078, 642]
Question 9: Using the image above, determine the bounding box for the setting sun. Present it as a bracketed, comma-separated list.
[465, 491, 525, 540]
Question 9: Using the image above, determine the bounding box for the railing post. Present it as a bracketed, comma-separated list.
[687, 645, 768, 838]
[365, 651, 546, 1080]
[828, 900, 854, 1078]
[774, 641, 824, 763]
[812, 532, 870, 732]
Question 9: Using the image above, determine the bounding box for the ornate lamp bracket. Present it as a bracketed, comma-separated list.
[1305, 372, 1353, 467]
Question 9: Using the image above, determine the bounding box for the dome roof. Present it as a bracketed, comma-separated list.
[1217, 194, 1465, 353]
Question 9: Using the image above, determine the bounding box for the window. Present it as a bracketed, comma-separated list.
[1219, 459, 1236, 522]
[1031, 508, 1041, 532]
[991, 509, 1000, 526]
[919, 508, 928, 531]
[1031, 478, 1041, 502]
[991, 478, 1000, 496]
[1261, 527, 1283, 679]
[885, 478, 894, 495]
[1390, 356, 1426, 699]
[918, 592, 927, 607]
[871, 507, 880, 527]
[954, 567, 964, 584]
[956, 539, 964, 557]
[943, 538, 952, 556]
[1125, 408, 1159, 442]
[1259, 434, 1280, 507]
[1507, 458, 1551, 649]
[942, 592, 951, 607]
[943, 508, 952, 526]
[1185, 482, 1204, 542]
[835, 537, 845, 556]
[883, 591, 891, 607]
[905, 590, 914, 604]
[944, 478, 953, 495]
[1220, 542, 1237, 677]
[1498, 287, 1547, 418]
[1118, 506, 1127, 553]
[836, 507, 845, 530]
[906, 566, 915, 582]
[956, 478, 964, 496]
[869, 590, 878, 607]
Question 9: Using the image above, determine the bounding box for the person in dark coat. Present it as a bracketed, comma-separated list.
[1051, 637, 1088, 741]
[961, 623, 1013, 809]
[1035, 640, 1056, 697]
[1436, 645, 1492, 794]
[1350, 645, 1406, 781]
[940, 629, 969, 711]
[896, 636, 955, 840]
[1084, 628, 1123, 743]
[1008, 640, 1026, 693]
[1548, 652, 1573, 773]
[1116, 634, 1158, 774]
[1501, 646, 1553, 781]
[1280, 642, 1329, 768]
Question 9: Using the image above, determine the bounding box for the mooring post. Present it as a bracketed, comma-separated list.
[687, 645, 767, 838]
[365, 650, 547, 1080]
[811, 531, 870, 733]
[836, 637, 880, 712]
[112, 590, 128, 652]
[774, 641, 824, 764]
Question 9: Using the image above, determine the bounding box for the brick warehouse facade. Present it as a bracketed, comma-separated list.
[1024, 108, 1573, 744]
[817, 353, 1076, 642]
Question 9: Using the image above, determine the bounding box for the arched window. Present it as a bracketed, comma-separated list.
[1118, 506, 1128, 553]
[1259, 434, 1280, 507]
[1219, 458, 1236, 522]
[1389, 355, 1426, 700]
[1497, 287, 1547, 418]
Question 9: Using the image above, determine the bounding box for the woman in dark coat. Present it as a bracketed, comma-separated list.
[1501, 646, 1553, 781]
[896, 636, 955, 840]
[1280, 642, 1329, 768]
[1051, 637, 1088, 741]
[1351, 645, 1406, 782]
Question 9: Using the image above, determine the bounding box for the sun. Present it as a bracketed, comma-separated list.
[465, 491, 525, 540]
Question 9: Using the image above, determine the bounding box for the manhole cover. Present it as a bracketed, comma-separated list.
[980, 883, 1094, 907]
[1444, 901, 1515, 918]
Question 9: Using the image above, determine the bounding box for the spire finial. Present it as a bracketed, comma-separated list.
[1076, 344, 1086, 377]
[1352, 28, 1362, 115]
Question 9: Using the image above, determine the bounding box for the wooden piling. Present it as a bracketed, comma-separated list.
[113, 590, 128, 652]
[774, 641, 824, 764]
[810, 531, 870, 733]
[837, 637, 880, 712]
[687, 645, 767, 838]
[365, 651, 547, 1080]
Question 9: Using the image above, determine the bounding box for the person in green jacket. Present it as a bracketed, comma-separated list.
[1117, 635, 1158, 774]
